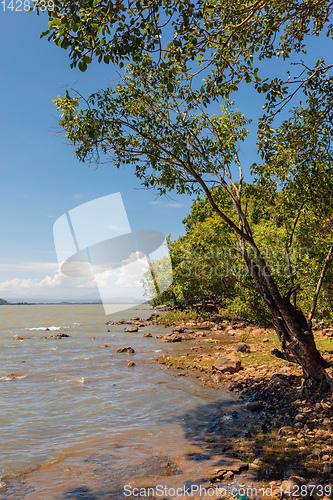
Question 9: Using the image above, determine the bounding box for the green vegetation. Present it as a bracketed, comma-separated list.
[145, 183, 333, 325]
[157, 308, 208, 326]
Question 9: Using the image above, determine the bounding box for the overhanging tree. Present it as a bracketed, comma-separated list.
[42, 0, 333, 126]
[54, 57, 333, 391]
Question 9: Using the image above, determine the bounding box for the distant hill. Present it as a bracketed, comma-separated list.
[0, 298, 35, 305]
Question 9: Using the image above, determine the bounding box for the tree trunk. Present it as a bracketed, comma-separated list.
[270, 301, 333, 392]
[247, 259, 333, 393]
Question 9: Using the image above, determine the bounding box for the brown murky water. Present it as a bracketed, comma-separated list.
[0, 305, 252, 499]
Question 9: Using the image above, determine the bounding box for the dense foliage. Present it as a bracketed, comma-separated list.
[145, 185, 333, 325]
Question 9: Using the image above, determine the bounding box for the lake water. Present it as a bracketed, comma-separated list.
[0, 304, 241, 499]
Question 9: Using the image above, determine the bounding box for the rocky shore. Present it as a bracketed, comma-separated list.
[107, 312, 333, 498]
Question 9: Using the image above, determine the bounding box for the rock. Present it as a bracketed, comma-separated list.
[249, 458, 262, 471]
[322, 418, 332, 426]
[181, 334, 195, 340]
[263, 338, 269, 342]
[227, 329, 238, 336]
[154, 305, 170, 311]
[155, 335, 163, 339]
[278, 426, 297, 436]
[305, 482, 320, 500]
[124, 326, 138, 332]
[117, 346, 135, 354]
[130, 317, 140, 321]
[323, 463, 332, 473]
[172, 326, 186, 333]
[158, 354, 170, 364]
[252, 328, 265, 335]
[100, 344, 110, 348]
[213, 356, 241, 374]
[245, 402, 263, 412]
[14, 336, 24, 340]
[143, 332, 152, 337]
[127, 361, 136, 367]
[229, 381, 244, 391]
[281, 477, 306, 496]
[162, 333, 182, 342]
[53, 333, 70, 338]
[211, 457, 248, 482]
[232, 342, 250, 353]
[294, 414, 304, 421]
[269, 373, 289, 386]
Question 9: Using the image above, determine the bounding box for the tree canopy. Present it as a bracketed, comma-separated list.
[43, 0, 333, 127]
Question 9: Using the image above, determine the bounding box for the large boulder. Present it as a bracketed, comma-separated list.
[213, 356, 241, 374]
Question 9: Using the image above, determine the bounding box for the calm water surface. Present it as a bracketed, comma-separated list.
[0, 304, 237, 493]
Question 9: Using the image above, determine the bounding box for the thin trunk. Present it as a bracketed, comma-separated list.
[308, 240, 333, 323]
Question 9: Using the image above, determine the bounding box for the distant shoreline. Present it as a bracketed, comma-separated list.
[0, 300, 103, 305]
[0, 299, 149, 306]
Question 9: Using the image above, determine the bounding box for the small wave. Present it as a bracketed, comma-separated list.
[56, 377, 85, 384]
[72, 323, 81, 325]
[154, 350, 162, 353]
[0, 375, 27, 381]
[25, 326, 61, 331]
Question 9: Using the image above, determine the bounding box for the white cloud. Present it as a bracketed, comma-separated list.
[167, 202, 186, 208]
[0, 270, 97, 299]
[0, 255, 152, 301]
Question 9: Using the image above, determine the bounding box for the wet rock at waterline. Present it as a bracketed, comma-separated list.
[117, 346, 135, 354]
[212, 356, 241, 374]
[162, 333, 182, 342]
[124, 325, 139, 333]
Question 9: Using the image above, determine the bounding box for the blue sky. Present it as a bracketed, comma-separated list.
[0, 8, 331, 302]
